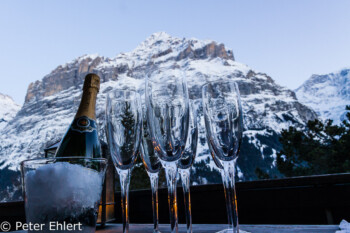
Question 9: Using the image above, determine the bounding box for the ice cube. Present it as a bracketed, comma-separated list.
[24, 162, 104, 224]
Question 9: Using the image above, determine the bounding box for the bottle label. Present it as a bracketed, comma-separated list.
[71, 116, 97, 133]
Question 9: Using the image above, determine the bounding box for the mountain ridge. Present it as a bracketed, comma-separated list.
[24, 32, 235, 103]
[295, 68, 350, 125]
[0, 32, 317, 202]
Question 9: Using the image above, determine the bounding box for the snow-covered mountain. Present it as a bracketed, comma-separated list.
[0, 93, 20, 130]
[0, 32, 317, 202]
[295, 68, 350, 125]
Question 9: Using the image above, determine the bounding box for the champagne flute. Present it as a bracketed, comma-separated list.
[105, 90, 142, 233]
[177, 100, 199, 233]
[202, 80, 243, 233]
[140, 105, 162, 233]
[209, 142, 240, 233]
[146, 68, 190, 233]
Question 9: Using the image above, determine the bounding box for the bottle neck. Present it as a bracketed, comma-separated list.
[75, 87, 98, 120]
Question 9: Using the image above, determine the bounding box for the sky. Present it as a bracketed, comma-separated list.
[0, 0, 349, 104]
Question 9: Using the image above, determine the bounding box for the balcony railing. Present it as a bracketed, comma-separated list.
[1, 173, 349, 231]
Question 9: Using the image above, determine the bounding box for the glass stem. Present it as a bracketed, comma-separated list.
[220, 170, 233, 229]
[222, 161, 239, 233]
[162, 161, 179, 233]
[179, 168, 192, 233]
[149, 172, 160, 233]
[117, 168, 131, 233]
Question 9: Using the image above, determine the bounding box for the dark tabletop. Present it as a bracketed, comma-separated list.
[96, 224, 339, 233]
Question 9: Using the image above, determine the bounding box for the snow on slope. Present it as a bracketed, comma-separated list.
[0, 32, 318, 202]
[0, 93, 21, 130]
[295, 68, 350, 125]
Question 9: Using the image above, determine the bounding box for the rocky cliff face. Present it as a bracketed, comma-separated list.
[0, 32, 317, 202]
[25, 55, 107, 103]
[295, 68, 350, 125]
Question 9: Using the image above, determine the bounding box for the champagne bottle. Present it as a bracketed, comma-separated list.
[55, 73, 102, 158]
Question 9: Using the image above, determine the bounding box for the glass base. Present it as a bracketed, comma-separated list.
[216, 229, 250, 233]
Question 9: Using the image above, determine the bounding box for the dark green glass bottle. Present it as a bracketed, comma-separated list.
[55, 73, 102, 158]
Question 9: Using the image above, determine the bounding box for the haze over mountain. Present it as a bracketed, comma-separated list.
[0, 32, 317, 202]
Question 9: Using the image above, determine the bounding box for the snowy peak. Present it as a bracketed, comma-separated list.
[131, 32, 234, 64]
[296, 68, 350, 124]
[142, 31, 173, 45]
[0, 93, 21, 130]
[25, 33, 236, 104]
[0, 32, 317, 185]
[297, 68, 350, 93]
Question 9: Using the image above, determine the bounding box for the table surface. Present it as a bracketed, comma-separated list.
[95, 224, 339, 233]
[14, 224, 339, 233]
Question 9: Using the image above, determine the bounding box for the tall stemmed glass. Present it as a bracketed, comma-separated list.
[210, 144, 240, 233]
[105, 90, 142, 233]
[202, 81, 243, 233]
[146, 69, 190, 233]
[177, 100, 198, 233]
[140, 105, 162, 233]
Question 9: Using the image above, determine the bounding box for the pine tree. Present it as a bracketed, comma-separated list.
[120, 102, 136, 157]
[120, 103, 167, 190]
[277, 106, 350, 177]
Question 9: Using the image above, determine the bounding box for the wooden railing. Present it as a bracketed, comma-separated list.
[1, 173, 349, 231]
[123, 173, 350, 225]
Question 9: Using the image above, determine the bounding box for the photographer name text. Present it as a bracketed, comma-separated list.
[16, 221, 83, 231]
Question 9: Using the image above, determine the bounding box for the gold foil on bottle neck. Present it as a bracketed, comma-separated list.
[83, 73, 100, 92]
[75, 73, 100, 119]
